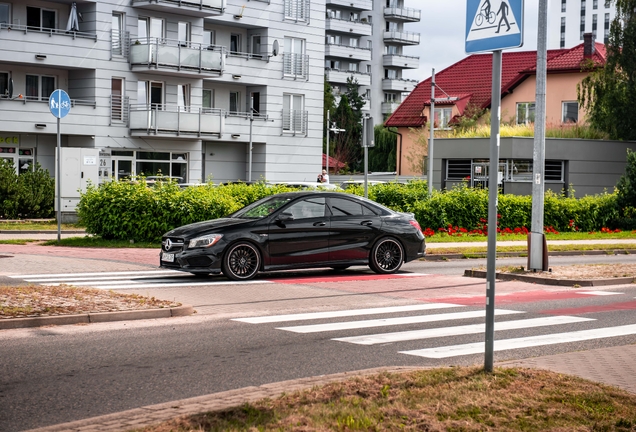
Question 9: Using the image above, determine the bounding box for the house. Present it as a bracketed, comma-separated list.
[385, 34, 609, 186]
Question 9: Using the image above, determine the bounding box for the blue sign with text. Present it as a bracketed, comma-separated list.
[49, 89, 71, 119]
[466, 0, 524, 53]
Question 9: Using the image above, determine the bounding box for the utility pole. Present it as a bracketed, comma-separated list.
[325, 110, 345, 177]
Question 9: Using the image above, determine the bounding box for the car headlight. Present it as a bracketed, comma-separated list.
[188, 234, 223, 249]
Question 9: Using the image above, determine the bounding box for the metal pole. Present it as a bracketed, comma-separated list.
[363, 116, 368, 198]
[56, 116, 61, 243]
[248, 113, 253, 182]
[326, 110, 330, 175]
[428, 68, 435, 197]
[485, 50, 502, 373]
[530, 0, 548, 267]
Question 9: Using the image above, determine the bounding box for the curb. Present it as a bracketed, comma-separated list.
[0, 230, 86, 234]
[0, 305, 194, 330]
[464, 269, 636, 287]
[424, 249, 636, 261]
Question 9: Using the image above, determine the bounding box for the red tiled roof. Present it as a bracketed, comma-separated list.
[384, 42, 601, 128]
[322, 154, 345, 170]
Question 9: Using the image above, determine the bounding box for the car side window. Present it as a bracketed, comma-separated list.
[285, 197, 327, 219]
[330, 197, 367, 216]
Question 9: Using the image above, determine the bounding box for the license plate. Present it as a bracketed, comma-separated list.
[162, 253, 174, 263]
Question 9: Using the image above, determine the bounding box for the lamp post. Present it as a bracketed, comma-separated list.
[325, 110, 345, 177]
[428, 68, 458, 196]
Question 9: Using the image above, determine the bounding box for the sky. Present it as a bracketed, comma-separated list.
[402, 0, 542, 81]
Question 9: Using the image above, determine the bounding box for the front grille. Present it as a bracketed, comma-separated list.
[162, 236, 185, 253]
[187, 256, 213, 267]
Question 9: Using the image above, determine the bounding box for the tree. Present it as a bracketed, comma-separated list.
[578, 0, 636, 140]
[616, 149, 636, 216]
[369, 125, 397, 172]
[323, 79, 337, 160]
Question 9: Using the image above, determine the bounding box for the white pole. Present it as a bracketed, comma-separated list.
[248, 113, 253, 182]
[56, 116, 61, 242]
[428, 68, 435, 197]
[326, 110, 330, 175]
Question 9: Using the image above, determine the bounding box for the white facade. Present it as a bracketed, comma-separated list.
[548, 0, 616, 49]
[324, 0, 420, 123]
[0, 0, 325, 185]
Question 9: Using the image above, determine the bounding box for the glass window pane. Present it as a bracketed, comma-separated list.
[27, 7, 40, 28]
[0, 72, 7, 94]
[171, 162, 187, 181]
[330, 198, 363, 216]
[42, 9, 55, 29]
[137, 151, 170, 160]
[41, 76, 55, 99]
[26, 75, 38, 99]
[138, 18, 148, 40]
[202, 89, 212, 108]
[0, 4, 10, 24]
[137, 81, 147, 105]
[136, 161, 170, 177]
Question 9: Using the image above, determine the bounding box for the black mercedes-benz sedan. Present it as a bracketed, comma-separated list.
[160, 191, 426, 280]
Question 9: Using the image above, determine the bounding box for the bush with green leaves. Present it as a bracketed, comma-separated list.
[0, 159, 54, 219]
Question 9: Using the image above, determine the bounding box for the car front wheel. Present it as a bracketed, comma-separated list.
[369, 238, 404, 274]
[222, 242, 261, 281]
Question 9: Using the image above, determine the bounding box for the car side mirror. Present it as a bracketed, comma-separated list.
[278, 212, 294, 222]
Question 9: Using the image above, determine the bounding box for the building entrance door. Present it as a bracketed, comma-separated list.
[112, 158, 133, 180]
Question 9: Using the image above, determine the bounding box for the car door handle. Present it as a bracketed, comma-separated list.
[361, 220, 373, 226]
[313, 221, 326, 227]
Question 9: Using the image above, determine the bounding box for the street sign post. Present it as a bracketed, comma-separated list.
[49, 89, 71, 243]
[465, 0, 524, 373]
[465, 0, 524, 53]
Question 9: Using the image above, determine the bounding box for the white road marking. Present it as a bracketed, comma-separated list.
[9, 270, 181, 279]
[20, 274, 190, 283]
[233, 303, 464, 324]
[47, 280, 273, 289]
[277, 309, 524, 333]
[577, 290, 623, 296]
[400, 324, 636, 359]
[333, 316, 595, 345]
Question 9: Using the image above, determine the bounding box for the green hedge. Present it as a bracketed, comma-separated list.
[0, 159, 54, 219]
[77, 180, 626, 242]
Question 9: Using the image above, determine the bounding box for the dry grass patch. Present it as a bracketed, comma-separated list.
[135, 367, 636, 431]
[493, 263, 636, 280]
[0, 285, 179, 318]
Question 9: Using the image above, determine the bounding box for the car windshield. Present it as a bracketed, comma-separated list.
[232, 196, 292, 219]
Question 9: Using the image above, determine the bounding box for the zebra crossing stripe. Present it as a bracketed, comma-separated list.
[10, 270, 181, 279]
[333, 315, 595, 345]
[576, 291, 623, 296]
[400, 323, 636, 359]
[277, 309, 524, 334]
[233, 303, 464, 324]
[61, 280, 273, 289]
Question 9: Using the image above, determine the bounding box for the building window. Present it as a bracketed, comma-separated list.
[136, 151, 187, 183]
[592, 13, 597, 32]
[203, 30, 215, 48]
[283, 37, 307, 79]
[230, 33, 240, 54]
[434, 107, 452, 129]
[562, 101, 578, 123]
[251, 35, 262, 58]
[283, 93, 306, 134]
[561, 0, 567, 12]
[27, 6, 56, 30]
[0, 71, 8, 96]
[327, 34, 341, 45]
[516, 102, 535, 124]
[284, 0, 309, 22]
[25, 75, 55, 101]
[604, 0, 610, 7]
[384, 93, 396, 102]
[229, 91, 240, 114]
[349, 63, 358, 72]
[560, 17, 566, 47]
[326, 59, 340, 70]
[366, 64, 372, 73]
[112, 13, 124, 56]
[138, 17, 164, 42]
[138, 81, 163, 108]
[445, 159, 472, 180]
[593, 0, 598, 9]
[178, 22, 190, 46]
[0, 3, 10, 25]
[0, 147, 34, 175]
[203, 89, 213, 110]
[349, 38, 358, 47]
[604, 13, 610, 43]
[111, 77, 124, 122]
[177, 84, 190, 112]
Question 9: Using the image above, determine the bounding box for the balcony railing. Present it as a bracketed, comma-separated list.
[131, 0, 225, 16]
[382, 77, 418, 92]
[111, 30, 130, 58]
[129, 104, 223, 136]
[284, 0, 311, 21]
[110, 95, 130, 125]
[325, 17, 373, 36]
[130, 38, 224, 74]
[383, 6, 421, 22]
[283, 53, 309, 80]
[0, 22, 97, 40]
[325, 43, 372, 61]
[326, 0, 372, 10]
[382, 53, 420, 69]
[0, 94, 96, 108]
[282, 110, 308, 136]
[383, 31, 421, 45]
[325, 69, 371, 86]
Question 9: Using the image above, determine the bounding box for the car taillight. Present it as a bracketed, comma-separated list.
[409, 219, 422, 232]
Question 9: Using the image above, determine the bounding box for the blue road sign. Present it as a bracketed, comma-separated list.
[466, 0, 524, 53]
[49, 89, 71, 119]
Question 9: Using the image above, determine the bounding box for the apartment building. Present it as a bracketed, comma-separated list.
[0, 0, 325, 188]
[324, 0, 420, 122]
[549, 0, 616, 48]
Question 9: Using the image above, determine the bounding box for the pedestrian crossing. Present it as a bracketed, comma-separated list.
[232, 299, 636, 359]
[7, 270, 272, 289]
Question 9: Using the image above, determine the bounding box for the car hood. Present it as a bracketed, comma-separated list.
[164, 217, 254, 238]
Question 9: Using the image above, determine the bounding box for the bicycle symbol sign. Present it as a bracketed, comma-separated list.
[49, 89, 72, 119]
[465, 0, 524, 54]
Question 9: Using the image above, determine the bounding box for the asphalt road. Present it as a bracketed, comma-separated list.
[1, 254, 636, 431]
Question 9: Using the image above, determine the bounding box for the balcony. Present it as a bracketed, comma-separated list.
[131, 0, 225, 17]
[325, 0, 372, 11]
[383, 31, 421, 45]
[283, 53, 310, 80]
[0, 23, 100, 68]
[326, 18, 372, 36]
[223, 113, 272, 142]
[129, 104, 223, 138]
[325, 69, 371, 86]
[129, 38, 224, 77]
[0, 96, 97, 135]
[381, 102, 401, 114]
[383, 54, 419, 69]
[382, 78, 418, 92]
[384, 6, 421, 22]
[325, 44, 371, 61]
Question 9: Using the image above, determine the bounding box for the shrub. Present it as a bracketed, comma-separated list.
[0, 159, 54, 219]
[616, 148, 636, 216]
